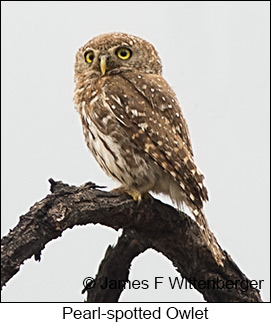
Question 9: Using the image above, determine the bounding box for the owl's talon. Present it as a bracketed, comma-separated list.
[111, 186, 146, 203]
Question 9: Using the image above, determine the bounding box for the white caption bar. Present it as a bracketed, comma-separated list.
[0, 303, 270, 322]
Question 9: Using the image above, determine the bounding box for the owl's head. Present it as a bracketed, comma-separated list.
[75, 32, 162, 80]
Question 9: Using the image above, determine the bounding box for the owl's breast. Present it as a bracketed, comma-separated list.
[77, 89, 159, 191]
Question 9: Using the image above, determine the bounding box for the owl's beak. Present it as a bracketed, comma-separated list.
[100, 56, 107, 75]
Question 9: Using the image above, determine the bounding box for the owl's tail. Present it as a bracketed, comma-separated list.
[193, 209, 225, 266]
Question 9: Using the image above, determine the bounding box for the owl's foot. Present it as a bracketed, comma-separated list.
[111, 186, 151, 204]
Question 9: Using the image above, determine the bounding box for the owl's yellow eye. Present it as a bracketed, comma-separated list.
[116, 47, 132, 60]
[85, 51, 95, 64]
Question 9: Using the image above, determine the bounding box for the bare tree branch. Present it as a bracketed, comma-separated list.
[85, 229, 150, 302]
[1, 179, 262, 302]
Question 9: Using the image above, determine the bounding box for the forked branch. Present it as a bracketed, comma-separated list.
[1, 179, 262, 302]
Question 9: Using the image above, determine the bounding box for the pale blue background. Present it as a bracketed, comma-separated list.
[1, 1, 270, 302]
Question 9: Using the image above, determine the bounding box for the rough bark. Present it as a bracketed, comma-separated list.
[1, 179, 262, 302]
[85, 229, 150, 302]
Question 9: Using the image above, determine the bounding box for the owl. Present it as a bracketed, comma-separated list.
[74, 32, 224, 266]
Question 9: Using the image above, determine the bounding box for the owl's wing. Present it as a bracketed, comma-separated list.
[122, 72, 194, 156]
[95, 73, 208, 210]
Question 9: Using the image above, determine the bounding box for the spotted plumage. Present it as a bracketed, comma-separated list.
[74, 32, 224, 266]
